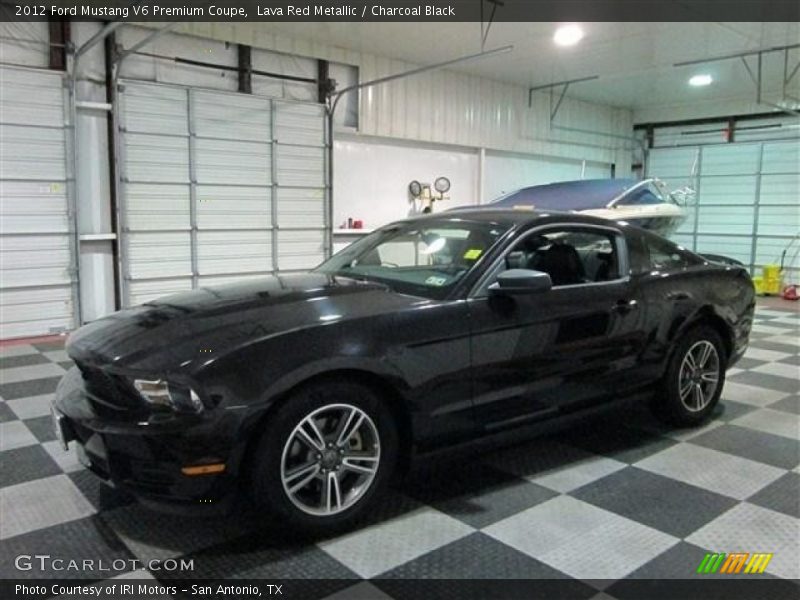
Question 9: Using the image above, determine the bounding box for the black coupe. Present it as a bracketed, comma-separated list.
[53, 209, 754, 532]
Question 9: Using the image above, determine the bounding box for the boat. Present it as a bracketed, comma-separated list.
[485, 178, 691, 237]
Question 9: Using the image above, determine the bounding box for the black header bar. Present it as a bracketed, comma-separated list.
[2, 0, 799, 22]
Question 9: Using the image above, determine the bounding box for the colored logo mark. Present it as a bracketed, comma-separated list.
[696, 552, 773, 574]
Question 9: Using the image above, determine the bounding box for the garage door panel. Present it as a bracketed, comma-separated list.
[0, 69, 65, 128]
[701, 144, 760, 176]
[697, 205, 755, 235]
[0, 234, 71, 287]
[121, 83, 188, 135]
[0, 124, 66, 181]
[195, 138, 271, 186]
[128, 279, 193, 307]
[125, 184, 190, 231]
[277, 188, 324, 228]
[192, 91, 271, 141]
[124, 133, 189, 183]
[275, 102, 325, 146]
[760, 174, 799, 204]
[757, 206, 799, 236]
[647, 147, 699, 178]
[698, 175, 756, 205]
[126, 232, 191, 279]
[755, 237, 798, 270]
[197, 186, 272, 230]
[197, 230, 273, 275]
[277, 230, 325, 271]
[695, 236, 753, 265]
[276, 145, 324, 187]
[0, 181, 68, 233]
[762, 141, 799, 174]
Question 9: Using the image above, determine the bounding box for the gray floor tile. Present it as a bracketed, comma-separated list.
[778, 354, 800, 366]
[752, 361, 800, 380]
[689, 424, 800, 470]
[0, 362, 66, 385]
[0, 474, 96, 540]
[747, 472, 800, 519]
[0, 443, 63, 487]
[42, 440, 83, 473]
[687, 503, 800, 580]
[24, 415, 58, 443]
[0, 345, 37, 358]
[749, 341, 800, 356]
[68, 470, 135, 512]
[319, 506, 473, 578]
[720, 381, 789, 407]
[0, 420, 38, 450]
[571, 467, 738, 538]
[731, 408, 800, 440]
[732, 357, 769, 370]
[484, 496, 678, 580]
[6, 393, 53, 420]
[635, 443, 785, 500]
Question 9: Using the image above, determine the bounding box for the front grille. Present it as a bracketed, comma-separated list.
[76, 363, 143, 414]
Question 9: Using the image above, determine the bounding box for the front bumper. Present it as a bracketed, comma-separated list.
[52, 367, 244, 512]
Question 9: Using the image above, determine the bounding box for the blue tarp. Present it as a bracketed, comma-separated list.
[490, 179, 653, 211]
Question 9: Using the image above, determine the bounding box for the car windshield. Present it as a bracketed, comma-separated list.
[315, 219, 510, 299]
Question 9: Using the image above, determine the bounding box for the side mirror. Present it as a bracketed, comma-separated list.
[489, 269, 552, 295]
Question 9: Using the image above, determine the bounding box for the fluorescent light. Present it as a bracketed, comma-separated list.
[554, 24, 584, 47]
[689, 74, 713, 87]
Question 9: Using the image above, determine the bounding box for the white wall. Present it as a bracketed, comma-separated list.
[333, 135, 479, 229]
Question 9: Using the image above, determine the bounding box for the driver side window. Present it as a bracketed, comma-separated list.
[499, 228, 621, 288]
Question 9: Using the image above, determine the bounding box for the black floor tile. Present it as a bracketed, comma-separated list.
[0, 353, 50, 369]
[732, 357, 769, 370]
[768, 395, 800, 415]
[570, 467, 737, 538]
[0, 402, 17, 423]
[0, 444, 62, 487]
[689, 424, 800, 470]
[563, 421, 678, 465]
[728, 371, 799, 394]
[68, 470, 136, 512]
[32, 340, 67, 352]
[747, 473, 800, 519]
[712, 399, 759, 422]
[0, 515, 134, 579]
[24, 415, 58, 443]
[407, 463, 557, 529]
[0, 376, 63, 401]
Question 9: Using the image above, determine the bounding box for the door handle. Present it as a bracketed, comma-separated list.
[613, 299, 638, 314]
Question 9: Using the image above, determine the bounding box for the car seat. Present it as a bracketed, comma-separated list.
[535, 243, 586, 286]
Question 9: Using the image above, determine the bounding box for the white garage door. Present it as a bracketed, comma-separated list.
[0, 66, 76, 339]
[117, 81, 327, 306]
[647, 127, 800, 277]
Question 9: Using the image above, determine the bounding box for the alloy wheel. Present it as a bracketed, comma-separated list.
[678, 340, 720, 412]
[280, 403, 380, 516]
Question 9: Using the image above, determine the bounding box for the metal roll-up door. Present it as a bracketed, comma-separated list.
[118, 81, 327, 306]
[274, 102, 327, 271]
[0, 66, 75, 338]
[645, 146, 699, 251]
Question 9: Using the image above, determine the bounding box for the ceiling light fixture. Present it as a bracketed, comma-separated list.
[554, 24, 584, 47]
[689, 74, 713, 87]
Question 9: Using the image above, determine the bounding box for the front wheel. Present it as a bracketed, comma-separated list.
[249, 380, 398, 534]
[653, 326, 727, 426]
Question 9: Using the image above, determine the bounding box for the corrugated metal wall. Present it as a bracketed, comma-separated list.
[117, 80, 326, 306]
[0, 66, 76, 338]
[174, 23, 634, 172]
[647, 118, 799, 278]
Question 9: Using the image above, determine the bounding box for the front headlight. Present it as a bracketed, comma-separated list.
[133, 379, 204, 413]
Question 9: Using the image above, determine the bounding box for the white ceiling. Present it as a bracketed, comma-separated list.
[245, 22, 800, 111]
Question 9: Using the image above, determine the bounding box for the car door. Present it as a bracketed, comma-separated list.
[467, 223, 646, 431]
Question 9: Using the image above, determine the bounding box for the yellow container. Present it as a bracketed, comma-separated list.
[753, 276, 765, 295]
[763, 264, 781, 280]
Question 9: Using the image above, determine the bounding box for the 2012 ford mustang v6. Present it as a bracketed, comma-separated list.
[53, 209, 754, 533]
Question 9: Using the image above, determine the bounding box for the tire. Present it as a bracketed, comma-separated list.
[248, 379, 398, 535]
[653, 325, 727, 427]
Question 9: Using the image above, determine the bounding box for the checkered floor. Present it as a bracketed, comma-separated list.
[1, 304, 798, 598]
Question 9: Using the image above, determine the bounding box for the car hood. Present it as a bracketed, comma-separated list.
[66, 273, 418, 373]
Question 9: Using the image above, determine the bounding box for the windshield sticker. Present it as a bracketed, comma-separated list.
[463, 248, 483, 260]
[425, 276, 448, 286]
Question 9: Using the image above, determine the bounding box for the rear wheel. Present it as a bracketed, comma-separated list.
[249, 380, 398, 534]
[653, 326, 726, 426]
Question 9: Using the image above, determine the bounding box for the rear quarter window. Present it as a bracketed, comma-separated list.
[630, 230, 701, 274]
